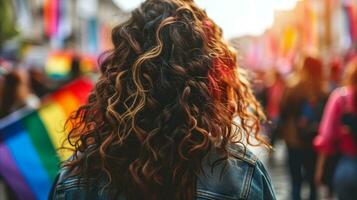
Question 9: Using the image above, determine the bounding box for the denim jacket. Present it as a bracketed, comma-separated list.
[49, 144, 276, 200]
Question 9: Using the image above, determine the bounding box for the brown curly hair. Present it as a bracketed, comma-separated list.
[64, 0, 266, 199]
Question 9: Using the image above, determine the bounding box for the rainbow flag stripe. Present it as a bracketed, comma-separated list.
[0, 78, 93, 200]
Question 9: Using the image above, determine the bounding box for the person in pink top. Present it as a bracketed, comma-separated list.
[314, 57, 357, 200]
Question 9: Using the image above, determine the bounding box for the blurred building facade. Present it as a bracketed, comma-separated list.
[0, 0, 130, 57]
[230, 0, 357, 73]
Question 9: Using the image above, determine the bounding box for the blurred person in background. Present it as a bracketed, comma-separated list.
[69, 54, 81, 81]
[279, 55, 328, 200]
[0, 68, 40, 118]
[29, 68, 54, 97]
[253, 71, 268, 108]
[49, 0, 276, 199]
[265, 68, 285, 147]
[314, 57, 357, 200]
[328, 57, 342, 92]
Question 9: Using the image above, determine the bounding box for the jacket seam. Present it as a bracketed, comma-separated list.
[240, 164, 254, 199]
[196, 189, 237, 200]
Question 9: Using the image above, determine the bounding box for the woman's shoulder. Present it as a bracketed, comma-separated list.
[226, 143, 259, 165]
[327, 87, 352, 107]
[49, 166, 123, 200]
[197, 144, 276, 200]
[335, 86, 354, 97]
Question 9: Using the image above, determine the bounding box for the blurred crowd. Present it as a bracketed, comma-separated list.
[0, 57, 84, 119]
[254, 50, 357, 200]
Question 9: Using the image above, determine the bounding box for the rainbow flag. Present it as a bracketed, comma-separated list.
[45, 51, 72, 79]
[45, 51, 98, 79]
[0, 78, 93, 200]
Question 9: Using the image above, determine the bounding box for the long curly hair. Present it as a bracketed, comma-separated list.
[64, 0, 265, 199]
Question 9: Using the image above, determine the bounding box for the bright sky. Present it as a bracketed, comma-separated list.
[113, 0, 300, 39]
